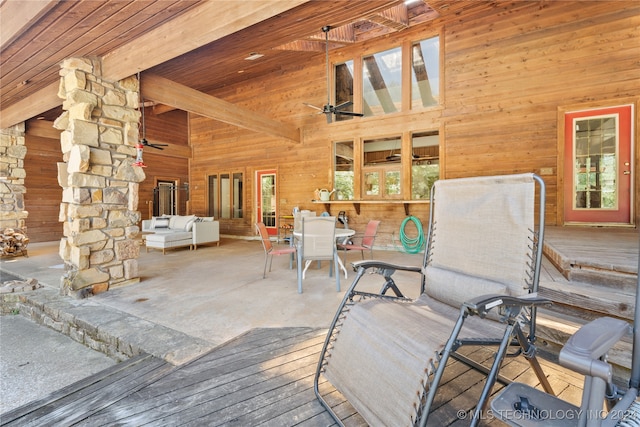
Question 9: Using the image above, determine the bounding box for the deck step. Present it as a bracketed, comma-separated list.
[543, 226, 638, 292]
[535, 309, 632, 388]
[543, 245, 638, 293]
[0, 353, 174, 426]
[539, 279, 635, 322]
[564, 265, 637, 293]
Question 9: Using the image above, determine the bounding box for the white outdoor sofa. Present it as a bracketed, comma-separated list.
[141, 215, 220, 254]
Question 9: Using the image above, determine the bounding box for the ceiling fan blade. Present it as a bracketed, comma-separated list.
[303, 102, 323, 112]
[141, 138, 168, 150]
[335, 110, 364, 117]
[333, 101, 353, 111]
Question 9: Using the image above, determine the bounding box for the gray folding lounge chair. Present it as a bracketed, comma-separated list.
[491, 233, 640, 427]
[315, 173, 552, 426]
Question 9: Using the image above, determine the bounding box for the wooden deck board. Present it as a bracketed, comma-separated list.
[544, 226, 638, 274]
[1, 354, 174, 426]
[83, 328, 326, 426]
[2, 326, 591, 427]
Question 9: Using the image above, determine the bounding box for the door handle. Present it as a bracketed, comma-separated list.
[623, 171, 630, 175]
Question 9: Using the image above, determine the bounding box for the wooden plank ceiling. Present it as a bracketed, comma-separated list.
[0, 0, 448, 135]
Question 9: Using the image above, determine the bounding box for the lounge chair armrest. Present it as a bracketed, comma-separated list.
[463, 293, 551, 317]
[559, 317, 630, 382]
[348, 260, 422, 298]
[351, 260, 422, 273]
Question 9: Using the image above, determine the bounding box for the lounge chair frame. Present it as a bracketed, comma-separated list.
[315, 173, 551, 426]
[491, 233, 640, 427]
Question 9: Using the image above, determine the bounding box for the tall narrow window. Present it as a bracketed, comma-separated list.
[334, 61, 356, 122]
[207, 175, 218, 217]
[411, 131, 439, 199]
[334, 141, 354, 200]
[363, 47, 402, 117]
[220, 173, 230, 219]
[207, 172, 244, 219]
[411, 36, 440, 109]
[233, 172, 243, 219]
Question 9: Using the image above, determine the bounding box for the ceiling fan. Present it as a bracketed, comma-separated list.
[304, 26, 364, 124]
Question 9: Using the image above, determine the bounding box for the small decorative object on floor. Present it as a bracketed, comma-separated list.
[0, 227, 29, 257]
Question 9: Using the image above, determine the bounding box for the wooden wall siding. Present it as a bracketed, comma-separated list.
[187, 1, 639, 241]
[441, 1, 640, 225]
[24, 134, 63, 243]
[142, 109, 189, 147]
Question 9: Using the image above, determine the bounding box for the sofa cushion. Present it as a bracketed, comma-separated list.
[169, 215, 196, 231]
[146, 231, 192, 244]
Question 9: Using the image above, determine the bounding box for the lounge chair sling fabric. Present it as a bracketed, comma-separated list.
[427, 174, 534, 298]
[316, 173, 547, 426]
[323, 294, 509, 426]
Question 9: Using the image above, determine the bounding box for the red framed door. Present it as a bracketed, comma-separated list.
[563, 105, 633, 224]
[256, 170, 278, 236]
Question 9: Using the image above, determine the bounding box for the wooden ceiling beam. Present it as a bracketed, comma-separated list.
[102, 0, 307, 82]
[1, 0, 307, 128]
[0, 0, 59, 50]
[0, 81, 59, 129]
[151, 104, 177, 115]
[142, 74, 300, 143]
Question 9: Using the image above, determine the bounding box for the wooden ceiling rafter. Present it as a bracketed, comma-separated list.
[307, 25, 356, 43]
[272, 1, 431, 54]
[368, 4, 410, 31]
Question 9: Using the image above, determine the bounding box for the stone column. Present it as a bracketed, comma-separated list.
[54, 57, 145, 298]
[0, 123, 28, 229]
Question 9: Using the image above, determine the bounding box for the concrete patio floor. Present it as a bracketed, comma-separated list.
[2, 238, 423, 345]
[0, 238, 424, 415]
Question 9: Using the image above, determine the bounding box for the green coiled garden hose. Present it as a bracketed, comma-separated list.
[399, 216, 425, 254]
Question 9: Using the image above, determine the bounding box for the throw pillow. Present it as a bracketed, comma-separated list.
[152, 217, 170, 229]
[171, 215, 196, 231]
[184, 217, 197, 232]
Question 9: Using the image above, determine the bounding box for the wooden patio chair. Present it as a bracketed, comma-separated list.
[336, 219, 380, 263]
[315, 173, 552, 426]
[491, 233, 640, 427]
[255, 222, 296, 279]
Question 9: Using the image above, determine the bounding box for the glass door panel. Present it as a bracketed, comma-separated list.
[257, 170, 277, 235]
[564, 105, 633, 224]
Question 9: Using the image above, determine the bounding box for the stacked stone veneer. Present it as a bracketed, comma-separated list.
[54, 57, 145, 298]
[0, 123, 28, 230]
